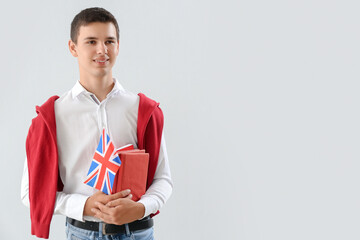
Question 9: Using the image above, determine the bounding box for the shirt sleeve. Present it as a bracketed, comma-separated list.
[21, 158, 89, 222]
[137, 131, 173, 218]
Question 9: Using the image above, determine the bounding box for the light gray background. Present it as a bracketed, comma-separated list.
[1, 0, 359, 239]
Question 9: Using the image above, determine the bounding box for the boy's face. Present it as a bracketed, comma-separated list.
[68, 22, 119, 79]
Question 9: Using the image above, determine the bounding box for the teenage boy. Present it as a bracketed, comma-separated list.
[21, 7, 173, 240]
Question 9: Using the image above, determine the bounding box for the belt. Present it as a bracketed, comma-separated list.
[66, 216, 153, 235]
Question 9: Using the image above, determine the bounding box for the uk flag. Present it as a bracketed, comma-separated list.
[83, 128, 122, 194]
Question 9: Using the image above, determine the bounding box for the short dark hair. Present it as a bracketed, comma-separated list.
[70, 7, 120, 44]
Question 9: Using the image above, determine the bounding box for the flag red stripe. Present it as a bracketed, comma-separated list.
[107, 172, 111, 193]
[94, 142, 118, 190]
[95, 162, 106, 189]
[93, 152, 119, 173]
[84, 169, 99, 184]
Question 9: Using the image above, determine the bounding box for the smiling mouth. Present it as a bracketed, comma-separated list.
[93, 59, 109, 63]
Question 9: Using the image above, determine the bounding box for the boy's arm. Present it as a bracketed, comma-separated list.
[21, 159, 30, 207]
[21, 158, 88, 222]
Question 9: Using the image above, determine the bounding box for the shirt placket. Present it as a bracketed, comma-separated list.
[98, 100, 109, 134]
[88, 93, 109, 134]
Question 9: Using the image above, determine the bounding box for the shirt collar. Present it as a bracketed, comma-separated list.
[71, 77, 125, 99]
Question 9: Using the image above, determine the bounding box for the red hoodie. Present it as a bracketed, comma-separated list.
[25, 93, 163, 239]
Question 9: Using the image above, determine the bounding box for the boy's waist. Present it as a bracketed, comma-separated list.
[66, 216, 153, 235]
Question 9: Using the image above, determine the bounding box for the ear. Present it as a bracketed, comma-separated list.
[115, 40, 120, 56]
[68, 40, 78, 57]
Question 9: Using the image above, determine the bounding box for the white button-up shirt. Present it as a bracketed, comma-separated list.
[21, 78, 173, 222]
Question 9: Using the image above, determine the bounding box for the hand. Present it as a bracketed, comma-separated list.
[91, 198, 145, 225]
[83, 189, 132, 217]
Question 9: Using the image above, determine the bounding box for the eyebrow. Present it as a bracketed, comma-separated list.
[83, 37, 117, 41]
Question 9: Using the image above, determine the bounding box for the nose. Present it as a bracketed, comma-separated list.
[97, 42, 108, 54]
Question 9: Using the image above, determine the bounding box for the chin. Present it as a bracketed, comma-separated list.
[94, 70, 111, 78]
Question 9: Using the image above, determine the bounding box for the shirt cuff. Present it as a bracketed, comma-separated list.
[76, 194, 90, 222]
[137, 196, 158, 219]
[54, 192, 89, 222]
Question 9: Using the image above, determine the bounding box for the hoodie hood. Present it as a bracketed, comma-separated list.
[137, 93, 159, 148]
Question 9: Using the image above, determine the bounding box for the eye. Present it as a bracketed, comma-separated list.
[88, 40, 96, 44]
[106, 40, 115, 44]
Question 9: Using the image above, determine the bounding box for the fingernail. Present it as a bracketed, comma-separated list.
[126, 189, 131, 193]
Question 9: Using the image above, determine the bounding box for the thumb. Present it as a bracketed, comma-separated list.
[109, 189, 131, 200]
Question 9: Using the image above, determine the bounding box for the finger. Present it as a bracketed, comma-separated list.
[91, 208, 101, 215]
[93, 191, 108, 203]
[95, 201, 112, 214]
[108, 189, 131, 201]
[106, 194, 133, 207]
[91, 208, 111, 223]
[94, 191, 106, 196]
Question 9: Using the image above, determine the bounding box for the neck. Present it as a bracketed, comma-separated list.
[79, 74, 115, 102]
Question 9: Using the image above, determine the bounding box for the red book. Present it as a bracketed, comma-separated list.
[112, 150, 149, 201]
